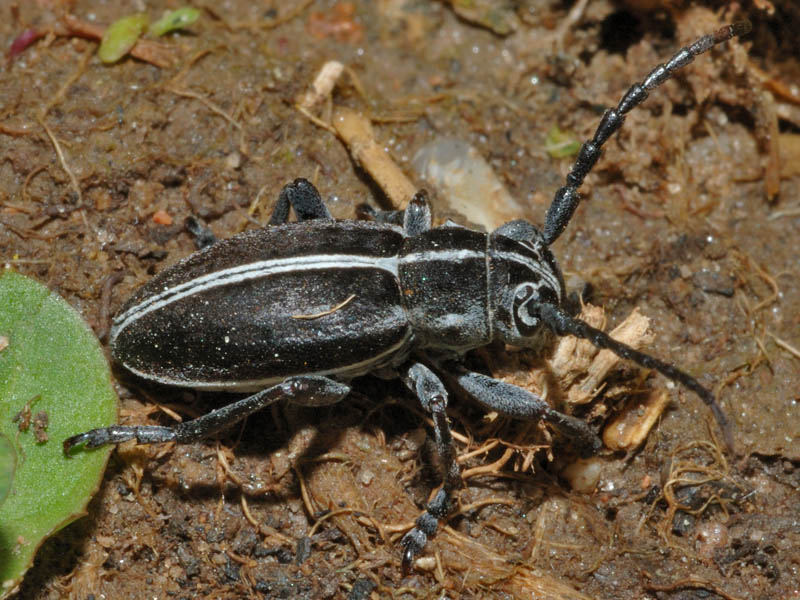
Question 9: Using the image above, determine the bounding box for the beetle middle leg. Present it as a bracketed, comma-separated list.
[358, 189, 432, 236]
[269, 178, 333, 224]
[183, 178, 335, 249]
[399, 362, 461, 573]
[64, 375, 350, 453]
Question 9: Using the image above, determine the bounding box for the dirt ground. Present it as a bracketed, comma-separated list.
[2, 1, 799, 598]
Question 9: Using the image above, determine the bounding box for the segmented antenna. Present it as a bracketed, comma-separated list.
[542, 20, 751, 247]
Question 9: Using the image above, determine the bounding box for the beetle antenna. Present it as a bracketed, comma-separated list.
[541, 20, 751, 246]
[537, 303, 735, 454]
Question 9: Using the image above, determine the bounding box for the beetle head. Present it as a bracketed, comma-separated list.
[488, 220, 565, 348]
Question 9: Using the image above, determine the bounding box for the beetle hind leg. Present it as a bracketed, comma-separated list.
[399, 362, 461, 572]
[64, 375, 350, 454]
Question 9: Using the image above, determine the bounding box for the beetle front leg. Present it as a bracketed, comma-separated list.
[442, 362, 602, 457]
[399, 362, 461, 573]
[269, 178, 333, 225]
[64, 376, 350, 454]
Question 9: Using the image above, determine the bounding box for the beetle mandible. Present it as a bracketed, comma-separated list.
[65, 21, 750, 571]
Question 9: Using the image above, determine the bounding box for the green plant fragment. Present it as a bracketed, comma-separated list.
[149, 7, 201, 37]
[98, 13, 149, 63]
[544, 125, 581, 159]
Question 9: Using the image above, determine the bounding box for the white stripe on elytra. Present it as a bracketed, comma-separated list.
[123, 328, 414, 391]
[113, 254, 401, 338]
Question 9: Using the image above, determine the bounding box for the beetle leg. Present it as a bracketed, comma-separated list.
[269, 178, 333, 225]
[441, 361, 602, 458]
[402, 190, 431, 236]
[356, 203, 402, 225]
[399, 362, 461, 573]
[184, 216, 218, 250]
[357, 189, 432, 237]
[64, 375, 350, 454]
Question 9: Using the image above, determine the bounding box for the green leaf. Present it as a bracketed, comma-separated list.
[98, 13, 149, 64]
[0, 270, 117, 598]
[0, 434, 14, 506]
[149, 7, 201, 37]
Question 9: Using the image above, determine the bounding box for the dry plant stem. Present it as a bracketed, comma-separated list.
[461, 447, 515, 480]
[297, 61, 345, 111]
[456, 439, 499, 462]
[644, 574, 745, 600]
[149, 401, 183, 423]
[215, 444, 245, 487]
[438, 524, 595, 600]
[291, 293, 356, 319]
[166, 87, 242, 131]
[120, 455, 161, 520]
[36, 116, 82, 205]
[749, 62, 800, 105]
[660, 440, 731, 542]
[295, 60, 418, 208]
[240, 495, 295, 546]
[331, 106, 418, 208]
[456, 496, 516, 515]
[225, 548, 257, 569]
[226, 0, 315, 30]
[550, 0, 589, 51]
[767, 332, 800, 360]
[732, 250, 780, 312]
[21, 166, 48, 203]
[35, 47, 91, 206]
[602, 390, 670, 452]
[42, 45, 92, 115]
[768, 205, 800, 219]
[755, 89, 782, 201]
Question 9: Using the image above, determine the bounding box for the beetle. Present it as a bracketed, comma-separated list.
[65, 21, 749, 572]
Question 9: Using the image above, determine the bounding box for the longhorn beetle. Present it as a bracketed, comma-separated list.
[65, 21, 750, 572]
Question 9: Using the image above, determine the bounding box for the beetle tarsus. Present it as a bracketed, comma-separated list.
[398, 363, 461, 569]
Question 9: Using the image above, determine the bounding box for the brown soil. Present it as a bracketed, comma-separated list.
[2, 1, 798, 598]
